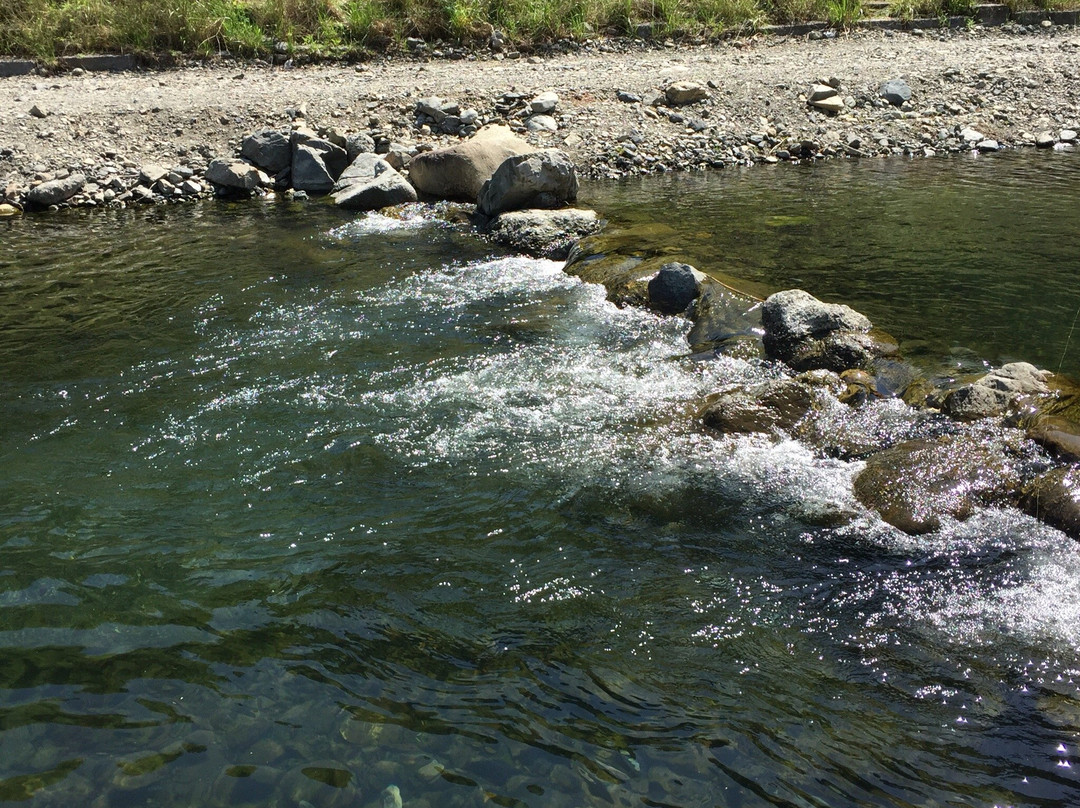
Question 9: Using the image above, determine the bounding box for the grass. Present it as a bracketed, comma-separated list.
[0, 0, 1078, 61]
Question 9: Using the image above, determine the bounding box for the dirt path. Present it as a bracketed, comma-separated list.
[2, 24, 1079, 198]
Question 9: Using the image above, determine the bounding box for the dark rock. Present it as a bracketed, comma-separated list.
[1020, 467, 1080, 539]
[291, 129, 348, 181]
[241, 130, 291, 174]
[476, 149, 578, 217]
[648, 262, 702, 314]
[291, 144, 336, 193]
[26, 173, 86, 207]
[880, 79, 912, 106]
[853, 434, 1021, 534]
[486, 208, 603, 260]
[346, 132, 377, 162]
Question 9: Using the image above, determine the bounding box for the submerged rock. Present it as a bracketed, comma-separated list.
[477, 149, 578, 217]
[701, 373, 843, 437]
[486, 207, 602, 259]
[1020, 467, 1080, 539]
[687, 283, 763, 356]
[853, 433, 1022, 534]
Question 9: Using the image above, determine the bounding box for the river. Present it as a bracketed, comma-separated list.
[2, 151, 1080, 807]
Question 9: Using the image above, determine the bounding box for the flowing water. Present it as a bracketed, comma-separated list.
[3, 152, 1080, 808]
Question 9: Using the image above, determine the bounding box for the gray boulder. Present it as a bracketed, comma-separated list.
[331, 166, 417, 211]
[291, 129, 348, 182]
[241, 130, 291, 174]
[477, 149, 578, 217]
[291, 144, 336, 193]
[408, 125, 535, 202]
[648, 262, 704, 314]
[485, 208, 603, 260]
[332, 154, 393, 191]
[761, 289, 892, 371]
[204, 159, 266, 192]
[346, 132, 377, 162]
[880, 79, 912, 106]
[942, 362, 1050, 420]
[530, 91, 559, 114]
[27, 173, 85, 207]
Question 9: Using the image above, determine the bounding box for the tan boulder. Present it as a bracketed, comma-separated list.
[407, 125, 535, 202]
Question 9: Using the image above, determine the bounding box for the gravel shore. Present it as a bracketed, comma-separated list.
[2, 22, 1080, 205]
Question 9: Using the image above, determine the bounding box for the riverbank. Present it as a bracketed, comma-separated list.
[2, 22, 1080, 209]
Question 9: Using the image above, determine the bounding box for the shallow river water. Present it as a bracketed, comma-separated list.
[3, 152, 1080, 807]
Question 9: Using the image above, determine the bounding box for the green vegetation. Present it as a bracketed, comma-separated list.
[0, 0, 1077, 61]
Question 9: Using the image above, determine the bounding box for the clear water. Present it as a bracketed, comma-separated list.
[581, 150, 1080, 379]
[2, 156, 1080, 808]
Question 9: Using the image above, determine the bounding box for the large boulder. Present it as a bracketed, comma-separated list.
[27, 174, 85, 207]
[332, 154, 393, 192]
[485, 208, 603, 260]
[476, 149, 578, 217]
[204, 159, 266, 192]
[761, 289, 895, 372]
[408, 125, 535, 201]
[241, 130, 291, 174]
[942, 362, 1051, 421]
[292, 144, 337, 193]
[331, 165, 417, 211]
[853, 434, 1021, 534]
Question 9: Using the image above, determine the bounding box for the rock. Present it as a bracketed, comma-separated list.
[476, 149, 578, 217]
[807, 84, 838, 103]
[383, 144, 414, 171]
[204, 158, 265, 192]
[0, 203, 21, 216]
[291, 129, 348, 180]
[701, 376, 835, 436]
[530, 91, 559, 114]
[879, 79, 912, 106]
[291, 144, 336, 193]
[1020, 467, 1080, 539]
[29, 104, 47, 118]
[976, 139, 1000, 152]
[333, 153, 393, 191]
[408, 124, 535, 202]
[26, 173, 86, 207]
[853, 434, 1021, 534]
[526, 115, 558, 133]
[241, 130, 291, 174]
[942, 362, 1050, 421]
[617, 91, 641, 103]
[382, 785, 402, 808]
[665, 81, 709, 106]
[647, 262, 703, 314]
[485, 208, 603, 260]
[346, 132, 377, 162]
[331, 167, 417, 211]
[810, 96, 845, 114]
[687, 283, 763, 354]
[1028, 416, 1080, 462]
[1036, 132, 1057, 148]
[960, 127, 985, 143]
[761, 288, 890, 371]
[416, 96, 448, 123]
[139, 164, 169, 186]
[1060, 129, 1078, 143]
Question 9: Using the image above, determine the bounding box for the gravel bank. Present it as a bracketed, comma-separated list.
[2, 22, 1079, 207]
